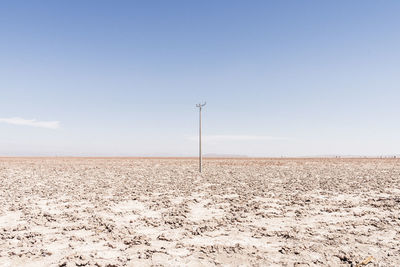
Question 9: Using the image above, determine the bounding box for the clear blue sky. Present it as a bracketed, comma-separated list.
[1, 1, 399, 156]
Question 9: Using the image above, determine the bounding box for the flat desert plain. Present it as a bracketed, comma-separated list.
[0, 158, 399, 266]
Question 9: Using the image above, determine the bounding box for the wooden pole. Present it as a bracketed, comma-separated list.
[196, 102, 206, 172]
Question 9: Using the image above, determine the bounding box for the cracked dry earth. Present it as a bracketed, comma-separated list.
[0, 158, 399, 267]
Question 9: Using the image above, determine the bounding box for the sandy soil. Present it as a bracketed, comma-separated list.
[0, 158, 399, 266]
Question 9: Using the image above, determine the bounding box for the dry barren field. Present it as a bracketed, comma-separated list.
[0, 158, 399, 266]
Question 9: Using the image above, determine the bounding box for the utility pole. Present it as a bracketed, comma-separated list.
[196, 102, 206, 172]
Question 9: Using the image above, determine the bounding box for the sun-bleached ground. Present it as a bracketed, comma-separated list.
[0, 158, 399, 266]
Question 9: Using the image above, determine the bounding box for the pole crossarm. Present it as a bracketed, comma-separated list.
[196, 102, 206, 109]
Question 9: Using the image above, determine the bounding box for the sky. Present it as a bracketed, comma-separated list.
[1, 0, 400, 157]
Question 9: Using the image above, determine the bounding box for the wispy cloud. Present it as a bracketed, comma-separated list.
[187, 135, 288, 142]
[0, 117, 60, 129]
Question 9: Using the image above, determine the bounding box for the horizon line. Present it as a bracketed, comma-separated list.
[0, 155, 398, 160]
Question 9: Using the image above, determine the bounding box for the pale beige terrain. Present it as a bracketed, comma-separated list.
[0, 158, 399, 267]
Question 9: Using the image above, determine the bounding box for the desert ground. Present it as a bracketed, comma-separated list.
[0, 158, 399, 266]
